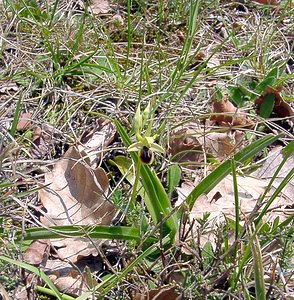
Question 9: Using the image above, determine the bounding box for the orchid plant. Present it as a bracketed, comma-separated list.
[127, 102, 165, 165]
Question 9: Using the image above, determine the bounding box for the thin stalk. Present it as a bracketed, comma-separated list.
[231, 158, 240, 257]
[130, 160, 142, 210]
[125, 0, 132, 76]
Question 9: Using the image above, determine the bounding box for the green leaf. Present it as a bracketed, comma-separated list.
[167, 164, 181, 197]
[133, 105, 142, 134]
[203, 241, 214, 266]
[249, 231, 266, 300]
[0, 255, 69, 300]
[9, 95, 22, 137]
[281, 140, 294, 157]
[259, 93, 275, 118]
[185, 134, 280, 211]
[110, 156, 134, 184]
[115, 120, 179, 238]
[255, 67, 279, 94]
[140, 167, 179, 237]
[228, 85, 250, 106]
[16, 225, 156, 243]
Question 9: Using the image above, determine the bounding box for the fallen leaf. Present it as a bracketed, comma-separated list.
[252, 0, 278, 4]
[76, 0, 111, 15]
[169, 122, 245, 168]
[253, 145, 294, 200]
[17, 112, 31, 132]
[79, 118, 116, 167]
[31, 124, 62, 158]
[23, 239, 50, 266]
[90, 0, 111, 14]
[39, 146, 115, 262]
[255, 86, 294, 122]
[31, 126, 48, 158]
[177, 174, 292, 248]
[134, 286, 180, 300]
[211, 96, 253, 127]
[40, 146, 114, 226]
[50, 271, 89, 297]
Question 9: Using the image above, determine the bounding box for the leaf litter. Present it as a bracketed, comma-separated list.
[39, 145, 115, 260]
[176, 174, 292, 251]
[21, 124, 117, 296]
[1, 0, 293, 298]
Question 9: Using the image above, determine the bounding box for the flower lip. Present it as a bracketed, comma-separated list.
[139, 146, 154, 165]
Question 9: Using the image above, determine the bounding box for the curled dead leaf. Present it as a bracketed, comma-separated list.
[23, 239, 50, 266]
[32, 126, 47, 158]
[79, 118, 116, 167]
[17, 112, 31, 132]
[169, 122, 244, 168]
[211, 96, 253, 127]
[51, 273, 88, 297]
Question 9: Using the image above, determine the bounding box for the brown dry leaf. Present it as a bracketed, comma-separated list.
[23, 240, 50, 266]
[77, 0, 111, 14]
[78, 118, 116, 167]
[169, 122, 244, 168]
[31, 124, 62, 158]
[32, 126, 48, 158]
[17, 112, 31, 132]
[40, 146, 114, 226]
[255, 86, 294, 122]
[198, 130, 244, 160]
[49, 270, 90, 297]
[134, 286, 180, 300]
[253, 145, 294, 200]
[90, 0, 111, 14]
[39, 146, 115, 262]
[177, 175, 292, 248]
[211, 96, 253, 127]
[43, 257, 100, 296]
[252, 0, 278, 4]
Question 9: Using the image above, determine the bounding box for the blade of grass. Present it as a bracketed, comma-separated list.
[76, 234, 172, 300]
[231, 158, 240, 260]
[9, 93, 22, 137]
[167, 164, 181, 198]
[255, 167, 294, 226]
[124, 0, 132, 76]
[255, 140, 294, 225]
[17, 225, 155, 243]
[0, 255, 72, 300]
[249, 225, 266, 300]
[185, 134, 280, 211]
[233, 142, 293, 288]
[35, 286, 75, 300]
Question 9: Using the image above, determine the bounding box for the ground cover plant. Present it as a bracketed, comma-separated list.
[0, 0, 293, 299]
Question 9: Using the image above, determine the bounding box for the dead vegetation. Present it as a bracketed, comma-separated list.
[0, 0, 293, 299]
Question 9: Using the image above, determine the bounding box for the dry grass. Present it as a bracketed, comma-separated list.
[0, 0, 293, 299]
